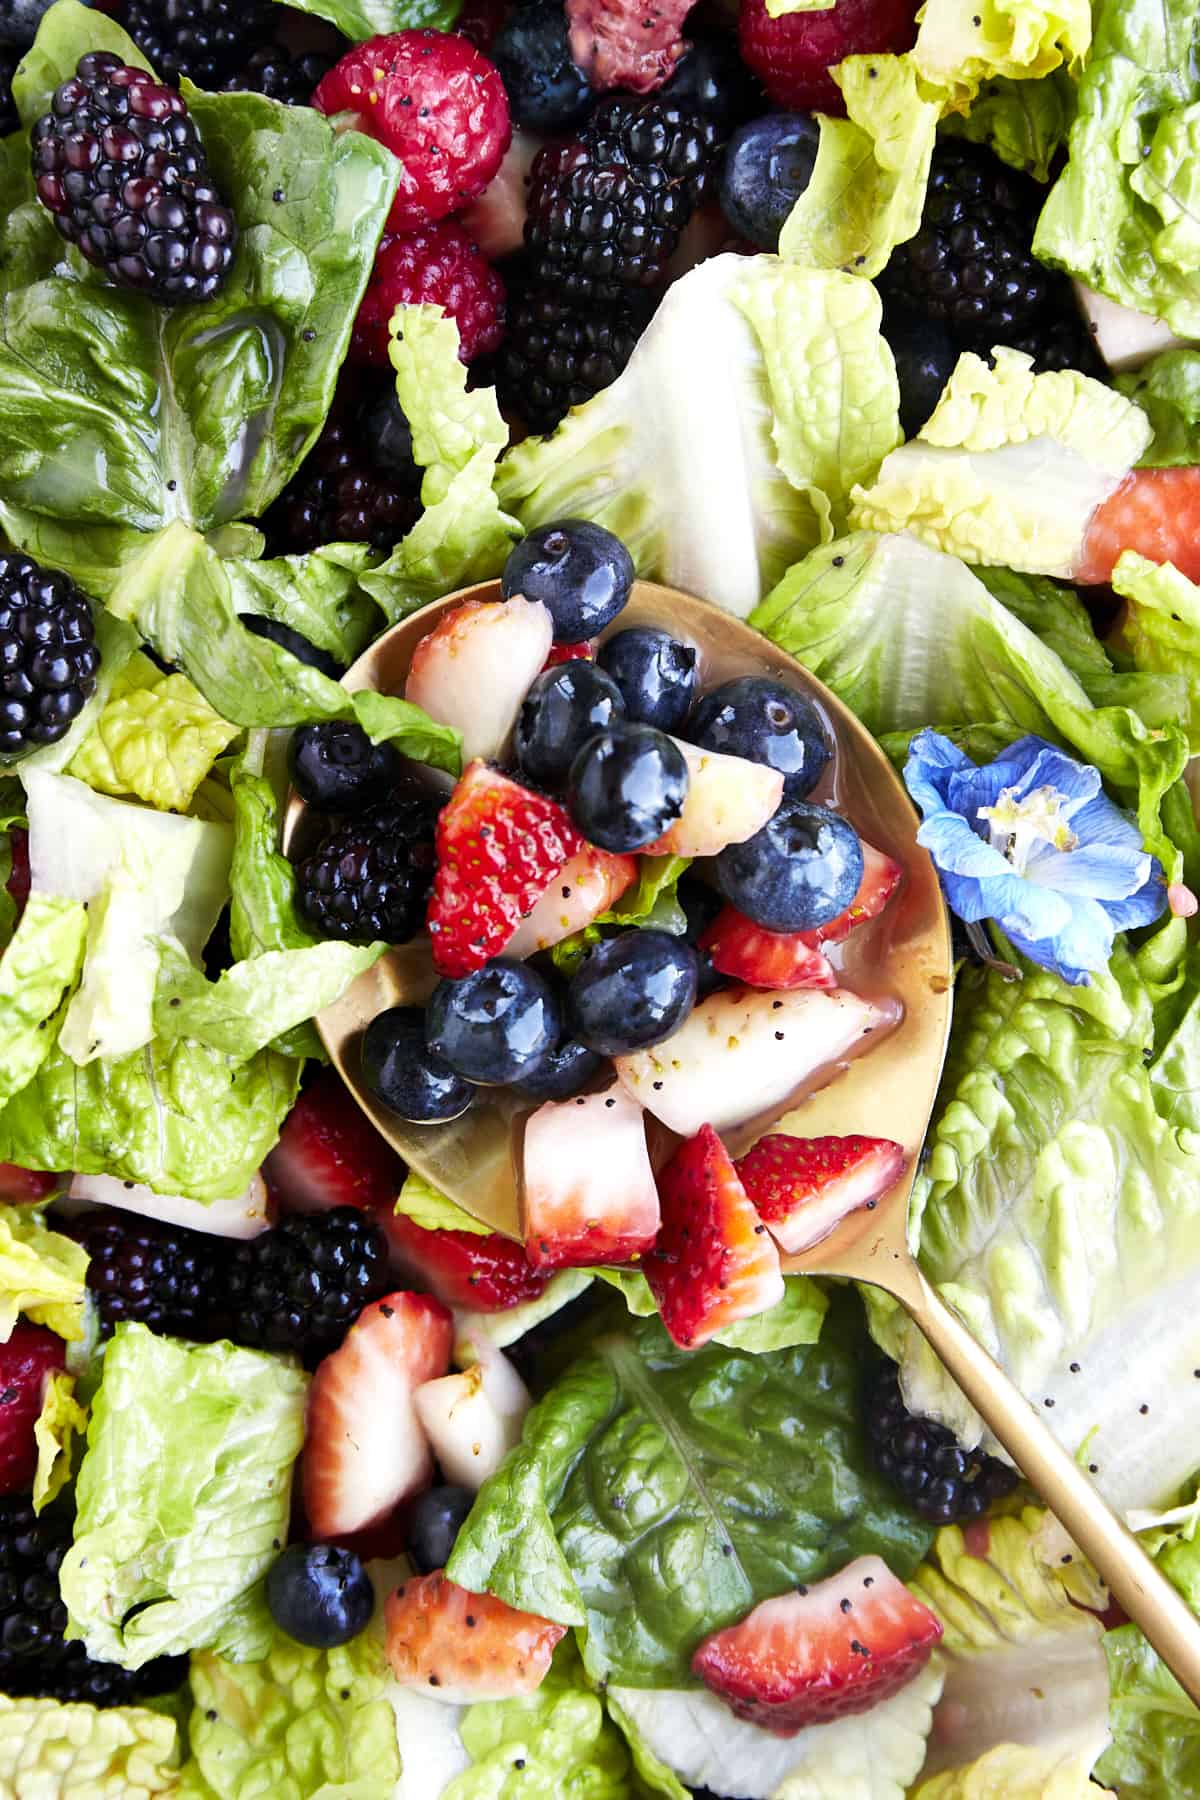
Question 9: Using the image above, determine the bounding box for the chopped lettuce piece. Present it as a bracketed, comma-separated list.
[224, 542, 380, 669]
[32, 1369, 87, 1512]
[67, 654, 239, 814]
[589, 1264, 827, 1350]
[549, 854, 691, 975]
[911, 0, 1090, 109]
[0, 1695, 182, 1799]
[496, 256, 901, 620]
[849, 348, 1152, 575]
[447, 1301, 933, 1685]
[277, 0, 463, 39]
[151, 937, 383, 1064]
[777, 55, 940, 279]
[914, 1743, 1113, 1797]
[0, 1203, 87, 1343]
[389, 1685, 472, 1800]
[397, 1169, 491, 1236]
[940, 69, 1075, 181]
[228, 735, 316, 964]
[60, 1324, 307, 1667]
[1116, 346, 1200, 466]
[0, 893, 87, 1106]
[1111, 552, 1200, 747]
[454, 1272, 597, 1362]
[1095, 1620, 1200, 1796]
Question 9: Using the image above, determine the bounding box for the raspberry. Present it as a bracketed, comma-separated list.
[497, 281, 646, 433]
[351, 223, 506, 366]
[0, 1325, 65, 1496]
[294, 785, 442, 946]
[313, 31, 511, 235]
[0, 552, 101, 759]
[564, 0, 691, 95]
[119, 0, 275, 88]
[738, 0, 919, 113]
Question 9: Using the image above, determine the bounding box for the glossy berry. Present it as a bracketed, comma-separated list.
[511, 1030, 604, 1100]
[120, 0, 275, 88]
[496, 282, 647, 435]
[224, 42, 343, 105]
[598, 627, 697, 732]
[658, 30, 764, 130]
[266, 1543, 375, 1649]
[351, 223, 506, 367]
[32, 53, 237, 305]
[568, 928, 698, 1056]
[262, 384, 422, 555]
[407, 1484, 475, 1574]
[357, 388, 422, 489]
[294, 785, 441, 946]
[515, 661, 626, 790]
[569, 722, 689, 853]
[0, 552, 101, 759]
[225, 1207, 391, 1361]
[720, 112, 819, 250]
[239, 614, 345, 680]
[314, 31, 511, 235]
[677, 874, 728, 999]
[288, 720, 405, 815]
[882, 308, 959, 437]
[362, 1005, 476, 1124]
[713, 797, 863, 933]
[427, 959, 561, 1085]
[503, 520, 635, 643]
[690, 675, 831, 797]
[866, 1363, 1020, 1525]
[738, 0, 920, 114]
[0, 1324, 65, 1495]
[0, 51, 17, 135]
[73, 1211, 225, 1340]
[490, 0, 591, 132]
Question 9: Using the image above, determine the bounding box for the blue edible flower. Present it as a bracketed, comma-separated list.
[903, 730, 1166, 986]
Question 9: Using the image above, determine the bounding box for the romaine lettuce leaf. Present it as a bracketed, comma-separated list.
[914, 1744, 1113, 1797]
[67, 654, 240, 813]
[60, 1324, 307, 1667]
[1116, 346, 1200, 466]
[447, 1301, 933, 1685]
[939, 69, 1075, 181]
[911, 0, 1089, 109]
[273, 0, 463, 38]
[0, 892, 87, 1105]
[495, 256, 901, 620]
[151, 935, 383, 1063]
[397, 1168, 491, 1235]
[849, 348, 1152, 575]
[549, 854, 690, 976]
[0, 1203, 87, 1343]
[0, 1694, 183, 1799]
[223, 541, 381, 668]
[32, 1369, 87, 1512]
[1111, 552, 1200, 746]
[1095, 1620, 1200, 1796]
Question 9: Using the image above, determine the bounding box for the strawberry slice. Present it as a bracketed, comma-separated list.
[801, 842, 903, 948]
[304, 1290, 453, 1539]
[505, 845, 637, 958]
[736, 1133, 906, 1255]
[427, 762, 586, 978]
[643, 1125, 783, 1348]
[693, 1555, 942, 1733]
[0, 1322, 65, 1495]
[522, 1083, 660, 1270]
[0, 1165, 61, 1204]
[700, 907, 836, 991]
[382, 1212, 551, 1312]
[265, 1068, 402, 1216]
[1075, 466, 1200, 586]
[385, 1569, 566, 1702]
[541, 641, 596, 670]
[405, 598, 553, 765]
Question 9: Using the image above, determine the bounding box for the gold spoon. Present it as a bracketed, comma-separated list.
[284, 578, 1200, 1706]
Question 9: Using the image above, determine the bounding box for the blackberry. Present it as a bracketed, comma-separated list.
[72, 1211, 226, 1340]
[866, 1362, 1020, 1525]
[239, 613, 345, 680]
[32, 52, 237, 306]
[224, 42, 343, 107]
[225, 1207, 390, 1361]
[262, 389, 422, 556]
[294, 785, 441, 946]
[496, 282, 647, 433]
[0, 552, 101, 759]
[120, 0, 275, 89]
[525, 97, 721, 303]
[0, 1497, 187, 1705]
[0, 50, 18, 137]
[994, 308, 1107, 380]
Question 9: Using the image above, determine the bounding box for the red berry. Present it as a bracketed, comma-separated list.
[6, 828, 29, 919]
[313, 31, 511, 234]
[351, 224, 506, 366]
[542, 641, 595, 668]
[456, 0, 512, 52]
[265, 1067, 403, 1216]
[0, 1322, 66, 1495]
[738, 0, 920, 113]
[382, 1212, 551, 1311]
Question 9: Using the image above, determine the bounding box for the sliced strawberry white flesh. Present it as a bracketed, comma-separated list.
[735, 1134, 907, 1255]
[404, 597, 554, 764]
[385, 1569, 566, 1704]
[67, 1170, 270, 1240]
[644, 738, 783, 859]
[522, 1081, 660, 1269]
[505, 845, 637, 958]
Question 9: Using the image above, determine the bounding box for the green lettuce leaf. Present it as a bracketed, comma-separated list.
[549, 854, 691, 976]
[60, 1324, 307, 1667]
[588, 1264, 827, 1352]
[911, 0, 1089, 108]
[1111, 552, 1200, 746]
[447, 1300, 933, 1685]
[0, 1695, 183, 1798]
[1116, 346, 1200, 466]
[0, 892, 87, 1105]
[940, 69, 1075, 181]
[453, 1272, 597, 1363]
[66, 655, 239, 814]
[151, 935, 383, 1063]
[32, 1369, 88, 1512]
[777, 55, 940, 279]
[849, 347, 1152, 575]
[495, 256, 900, 621]
[0, 1203, 87, 1342]
[914, 1743, 1112, 1797]
[1033, 0, 1200, 338]
[396, 1168, 490, 1235]
[273, 0, 462, 38]
[1095, 1620, 1200, 1796]
[222, 541, 381, 668]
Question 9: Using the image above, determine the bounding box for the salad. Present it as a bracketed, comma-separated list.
[0, 0, 1197, 1791]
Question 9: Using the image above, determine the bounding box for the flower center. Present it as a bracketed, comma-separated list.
[977, 784, 1078, 875]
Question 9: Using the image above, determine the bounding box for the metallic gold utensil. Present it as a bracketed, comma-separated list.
[285, 579, 1200, 1706]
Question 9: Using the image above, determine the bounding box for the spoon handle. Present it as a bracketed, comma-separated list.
[902, 1262, 1200, 1708]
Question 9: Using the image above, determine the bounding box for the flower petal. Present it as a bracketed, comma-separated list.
[1006, 894, 1116, 986]
[1025, 840, 1152, 900]
[903, 729, 975, 819]
[1104, 865, 1169, 931]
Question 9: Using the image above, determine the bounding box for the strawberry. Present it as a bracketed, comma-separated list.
[522, 1083, 660, 1269]
[739, 0, 920, 114]
[427, 762, 585, 977]
[1075, 466, 1200, 586]
[314, 31, 511, 236]
[504, 845, 637, 958]
[700, 907, 836, 991]
[0, 1165, 61, 1204]
[735, 1133, 906, 1255]
[565, 0, 691, 93]
[0, 1322, 65, 1494]
[265, 1068, 402, 1217]
[458, 128, 544, 262]
[542, 640, 596, 670]
[644, 740, 783, 859]
[6, 827, 29, 918]
[615, 984, 893, 1137]
[350, 224, 507, 367]
[382, 1212, 551, 1311]
[802, 841, 903, 947]
[385, 1569, 566, 1702]
[405, 598, 554, 767]
[692, 1555, 943, 1732]
[643, 1124, 783, 1348]
[304, 1291, 453, 1539]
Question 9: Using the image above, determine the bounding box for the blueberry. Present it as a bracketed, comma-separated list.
[289, 720, 406, 813]
[569, 722, 689, 853]
[502, 520, 634, 643]
[511, 1031, 604, 1100]
[427, 959, 561, 1085]
[358, 388, 422, 490]
[568, 928, 698, 1056]
[266, 1543, 375, 1649]
[720, 113, 820, 251]
[882, 308, 960, 438]
[689, 676, 831, 798]
[677, 874, 729, 999]
[408, 1485, 476, 1575]
[490, 0, 592, 132]
[362, 1006, 476, 1123]
[598, 628, 698, 733]
[240, 614, 346, 680]
[515, 661, 626, 790]
[659, 30, 764, 130]
[0, 0, 54, 48]
[713, 798, 863, 932]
